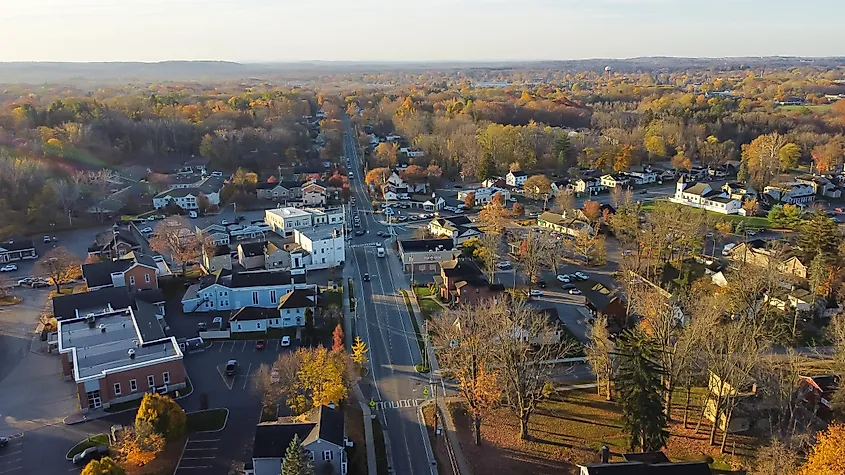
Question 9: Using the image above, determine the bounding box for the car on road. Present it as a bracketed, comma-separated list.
[355, 229, 365, 236]
[495, 261, 512, 270]
[30, 279, 50, 288]
[837, 208, 844, 213]
[528, 289, 543, 296]
[225, 360, 238, 376]
[363, 273, 370, 282]
[0, 264, 17, 272]
[562, 283, 576, 290]
[139, 227, 153, 234]
[376, 231, 385, 237]
[556, 274, 571, 283]
[43, 235, 52, 243]
[255, 340, 266, 350]
[73, 445, 110, 465]
[568, 288, 582, 295]
[537, 280, 546, 288]
[281, 336, 291, 347]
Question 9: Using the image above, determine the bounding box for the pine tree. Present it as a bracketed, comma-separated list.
[282, 434, 314, 475]
[477, 151, 497, 181]
[614, 328, 669, 452]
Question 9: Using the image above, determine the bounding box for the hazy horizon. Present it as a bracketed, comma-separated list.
[3, 0, 844, 62]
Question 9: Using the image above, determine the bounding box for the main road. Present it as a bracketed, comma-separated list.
[342, 118, 436, 475]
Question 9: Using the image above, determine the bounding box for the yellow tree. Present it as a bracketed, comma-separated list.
[298, 346, 348, 407]
[135, 393, 186, 441]
[351, 336, 370, 365]
[375, 142, 399, 166]
[799, 423, 845, 475]
[364, 167, 391, 188]
[614, 145, 632, 172]
[741, 133, 787, 188]
[81, 457, 125, 475]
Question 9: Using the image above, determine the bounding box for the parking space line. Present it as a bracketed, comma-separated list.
[187, 439, 220, 443]
[0, 465, 23, 474]
[0, 449, 22, 457]
[242, 363, 252, 390]
[241, 341, 248, 352]
[176, 466, 211, 470]
[217, 341, 224, 352]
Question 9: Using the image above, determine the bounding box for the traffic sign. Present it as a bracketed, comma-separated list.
[369, 399, 376, 409]
[423, 387, 430, 398]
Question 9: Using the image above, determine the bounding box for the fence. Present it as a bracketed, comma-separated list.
[198, 330, 231, 339]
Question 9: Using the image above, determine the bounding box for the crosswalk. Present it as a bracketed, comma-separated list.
[372, 398, 425, 411]
[348, 242, 378, 249]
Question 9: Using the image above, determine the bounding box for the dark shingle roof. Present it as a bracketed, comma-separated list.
[304, 405, 345, 446]
[440, 259, 482, 279]
[239, 242, 265, 258]
[230, 307, 279, 322]
[252, 423, 315, 458]
[278, 289, 315, 309]
[0, 238, 36, 252]
[509, 171, 527, 177]
[134, 288, 165, 304]
[133, 300, 166, 343]
[52, 287, 134, 321]
[83, 260, 133, 288]
[230, 270, 292, 288]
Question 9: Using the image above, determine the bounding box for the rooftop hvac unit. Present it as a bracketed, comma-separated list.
[99, 324, 106, 333]
[128, 349, 136, 359]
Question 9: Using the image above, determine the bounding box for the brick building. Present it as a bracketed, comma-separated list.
[434, 259, 504, 305]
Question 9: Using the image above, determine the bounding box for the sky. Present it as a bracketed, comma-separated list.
[2, 0, 844, 62]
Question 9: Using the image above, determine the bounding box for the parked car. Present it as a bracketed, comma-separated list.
[31, 279, 50, 288]
[236, 215, 246, 222]
[528, 289, 543, 296]
[43, 235, 51, 243]
[0, 264, 17, 272]
[255, 340, 266, 350]
[568, 288, 582, 295]
[17, 277, 33, 287]
[496, 261, 512, 270]
[139, 227, 153, 234]
[221, 220, 229, 226]
[574, 272, 589, 280]
[0, 436, 8, 447]
[556, 274, 571, 283]
[225, 360, 238, 376]
[363, 273, 371, 282]
[537, 280, 547, 288]
[73, 446, 109, 465]
[281, 336, 291, 347]
[562, 283, 576, 290]
[197, 322, 207, 332]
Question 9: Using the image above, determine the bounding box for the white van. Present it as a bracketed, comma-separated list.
[376, 246, 386, 258]
[722, 243, 737, 256]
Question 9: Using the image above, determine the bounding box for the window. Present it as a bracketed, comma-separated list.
[130, 379, 137, 392]
[114, 383, 121, 396]
[257, 322, 261, 329]
[308, 451, 315, 461]
[270, 290, 276, 303]
[129, 275, 135, 285]
[147, 375, 155, 388]
[252, 291, 259, 305]
[163, 372, 170, 384]
[144, 273, 151, 283]
[323, 450, 333, 461]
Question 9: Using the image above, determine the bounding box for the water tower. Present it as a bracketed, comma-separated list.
[604, 66, 611, 80]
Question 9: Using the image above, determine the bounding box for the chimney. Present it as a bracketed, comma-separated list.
[600, 446, 609, 463]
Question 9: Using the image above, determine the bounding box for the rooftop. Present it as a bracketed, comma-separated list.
[294, 225, 343, 241]
[252, 405, 344, 459]
[266, 207, 311, 219]
[399, 238, 455, 253]
[278, 288, 315, 309]
[58, 307, 180, 382]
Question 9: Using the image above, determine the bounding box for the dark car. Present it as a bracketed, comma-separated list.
[355, 229, 365, 236]
[197, 322, 207, 332]
[0, 436, 8, 447]
[537, 280, 547, 288]
[225, 359, 237, 376]
[236, 215, 246, 222]
[255, 340, 266, 350]
[363, 273, 371, 282]
[73, 445, 109, 465]
[562, 283, 576, 290]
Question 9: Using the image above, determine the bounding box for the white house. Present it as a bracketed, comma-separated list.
[600, 174, 631, 189]
[196, 224, 230, 246]
[572, 178, 605, 195]
[181, 270, 314, 313]
[153, 176, 223, 210]
[796, 175, 841, 198]
[457, 187, 511, 205]
[293, 227, 345, 270]
[669, 177, 742, 214]
[627, 165, 658, 185]
[428, 216, 482, 246]
[229, 288, 316, 332]
[301, 181, 328, 206]
[506, 171, 528, 188]
[763, 182, 816, 205]
[410, 194, 446, 211]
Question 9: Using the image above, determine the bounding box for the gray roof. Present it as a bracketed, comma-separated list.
[399, 238, 455, 253]
[82, 253, 157, 288]
[52, 287, 134, 321]
[239, 242, 266, 258]
[252, 405, 344, 459]
[230, 307, 279, 322]
[278, 289, 315, 309]
[230, 270, 292, 288]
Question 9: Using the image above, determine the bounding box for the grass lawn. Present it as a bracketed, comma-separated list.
[450, 389, 752, 475]
[417, 298, 443, 320]
[344, 399, 369, 475]
[104, 379, 192, 413]
[778, 104, 831, 113]
[371, 417, 390, 475]
[322, 290, 343, 309]
[413, 286, 435, 298]
[186, 408, 228, 432]
[66, 433, 109, 459]
[641, 199, 772, 229]
[400, 290, 426, 362]
[0, 296, 22, 306]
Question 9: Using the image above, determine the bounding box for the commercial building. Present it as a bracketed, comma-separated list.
[58, 305, 185, 411]
[0, 237, 37, 263]
[669, 177, 742, 215]
[397, 239, 458, 274]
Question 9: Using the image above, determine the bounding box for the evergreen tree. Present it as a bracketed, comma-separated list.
[614, 328, 669, 452]
[477, 151, 497, 181]
[282, 434, 314, 475]
[798, 211, 841, 261]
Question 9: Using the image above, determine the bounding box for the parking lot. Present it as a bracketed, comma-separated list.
[0, 433, 23, 475]
[174, 433, 223, 474]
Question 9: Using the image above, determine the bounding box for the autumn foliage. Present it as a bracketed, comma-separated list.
[799, 423, 845, 475]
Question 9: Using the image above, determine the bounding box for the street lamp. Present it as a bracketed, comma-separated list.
[409, 256, 414, 286]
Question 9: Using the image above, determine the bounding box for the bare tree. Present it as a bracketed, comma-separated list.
[252, 351, 303, 413]
[568, 229, 606, 266]
[149, 216, 200, 276]
[37, 246, 81, 293]
[477, 233, 502, 284]
[512, 230, 554, 287]
[748, 438, 800, 475]
[488, 300, 579, 440]
[586, 315, 615, 401]
[430, 301, 500, 446]
[554, 190, 574, 215]
[50, 178, 82, 226]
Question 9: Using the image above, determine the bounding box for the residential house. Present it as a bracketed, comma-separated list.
[0, 238, 37, 263]
[152, 176, 224, 210]
[572, 178, 605, 195]
[600, 173, 631, 189]
[229, 222, 273, 243]
[550, 180, 570, 196]
[797, 374, 840, 421]
[457, 187, 511, 205]
[398, 239, 459, 274]
[203, 245, 233, 273]
[427, 216, 482, 246]
[181, 269, 313, 313]
[264, 242, 291, 270]
[400, 147, 425, 158]
[409, 194, 446, 211]
[626, 165, 658, 185]
[292, 227, 345, 270]
[434, 259, 504, 305]
[88, 224, 148, 260]
[721, 182, 758, 201]
[795, 175, 842, 199]
[669, 177, 742, 214]
[196, 224, 230, 246]
[82, 252, 159, 291]
[577, 451, 711, 475]
[574, 279, 627, 331]
[301, 181, 328, 206]
[764, 287, 818, 313]
[763, 182, 816, 206]
[537, 212, 593, 238]
[728, 240, 808, 279]
[57, 305, 185, 412]
[229, 288, 316, 332]
[249, 405, 346, 475]
[238, 242, 267, 270]
[506, 170, 528, 188]
[256, 181, 303, 201]
[481, 177, 505, 188]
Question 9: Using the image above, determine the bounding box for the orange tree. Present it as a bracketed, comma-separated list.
[799, 423, 845, 475]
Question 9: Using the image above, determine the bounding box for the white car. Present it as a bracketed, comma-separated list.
[221, 220, 229, 226]
[139, 227, 153, 234]
[281, 336, 291, 347]
[0, 264, 17, 272]
[529, 289, 543, 296]
[556, 274, 571, 283]
[569, 288, 582, 295]
[496, 261, 512, 270]
[575, 272, 589, 280]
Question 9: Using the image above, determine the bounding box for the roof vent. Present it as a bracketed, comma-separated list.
[128, 349, 136, 359]
[133, 339, 140, 347]
[99, 324, 106, 333]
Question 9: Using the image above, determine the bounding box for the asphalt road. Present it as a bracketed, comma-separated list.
[343, 119, 436, 475]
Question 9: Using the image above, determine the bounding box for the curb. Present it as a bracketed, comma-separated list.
[65, 433, 108, 460]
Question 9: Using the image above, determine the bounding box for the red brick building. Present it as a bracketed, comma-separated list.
[58, 305, 185, 412]
[435, 259, 504, 305]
